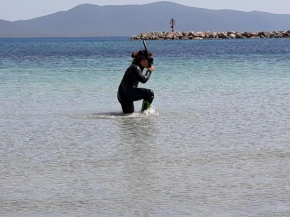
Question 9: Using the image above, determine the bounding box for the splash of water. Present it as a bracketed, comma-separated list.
[76, 105, 159, 119]
[142, 105, 159, 117]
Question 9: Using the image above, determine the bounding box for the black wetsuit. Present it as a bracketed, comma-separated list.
[117, 62, 154, 113]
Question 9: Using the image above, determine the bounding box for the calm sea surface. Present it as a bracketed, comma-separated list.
[1, 37, 290, 216]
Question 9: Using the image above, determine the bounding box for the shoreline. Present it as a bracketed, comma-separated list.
[130, 30, 290, 40]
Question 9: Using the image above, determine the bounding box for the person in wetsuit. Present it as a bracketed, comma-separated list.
[117, 50, 154, 114]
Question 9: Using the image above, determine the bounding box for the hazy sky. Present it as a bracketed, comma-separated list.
[1, 0, 290, 21]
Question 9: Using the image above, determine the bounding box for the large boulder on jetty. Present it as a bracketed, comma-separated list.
[258, 32, 264, 36]
[277, 31, 284, 37]
[140, 33, 149, 39]
[175, 32, 183, 39]
[182, 32, 189, 37]
[269, 32, 276, 38]
[208, 33, 214, 39]
[158, 32, 166, 38]
[263, 32, 270, 38]
[188, 31, 194, 36]
[204, 32, 210, 39]
[235, 32, 243, 38]
[250, 32, 259, 37]
[283, 31, 290, 37]
[250, 32, 260, 38]
[242, 32, 251, 38]
[197, 32, 205, 38]
[229, 34, 236, 39]
[191, 32, 199, 37]
[166, 32, 174, 39]
[218, 32, 228, 39]
[227, 31, 236, 36]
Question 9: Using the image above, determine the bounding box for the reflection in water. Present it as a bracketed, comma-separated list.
[117, 117, 158, 216]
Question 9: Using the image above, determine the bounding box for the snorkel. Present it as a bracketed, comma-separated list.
[143, 40, 154, 68]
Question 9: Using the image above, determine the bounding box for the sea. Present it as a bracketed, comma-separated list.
[1, 37, 290, 217]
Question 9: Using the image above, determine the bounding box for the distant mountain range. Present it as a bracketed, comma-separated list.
[1, 1, 290, 37]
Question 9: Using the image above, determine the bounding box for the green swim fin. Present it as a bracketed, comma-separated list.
[141, 100, 151, 112]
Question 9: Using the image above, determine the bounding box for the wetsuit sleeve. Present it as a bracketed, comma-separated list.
[135, 68, 152, 84]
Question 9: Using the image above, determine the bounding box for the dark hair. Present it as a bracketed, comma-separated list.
[131, 50, 153, 62]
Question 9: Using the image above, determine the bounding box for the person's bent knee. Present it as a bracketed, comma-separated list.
[148, 89, 154, 98]
[145, 89, 154, 104]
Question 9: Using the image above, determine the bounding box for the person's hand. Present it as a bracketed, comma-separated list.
[148, 66, 154, 72]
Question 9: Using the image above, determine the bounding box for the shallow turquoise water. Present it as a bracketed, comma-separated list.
[1, 38, 290, 216]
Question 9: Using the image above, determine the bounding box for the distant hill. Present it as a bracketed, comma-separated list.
[1, 1, 290, 37]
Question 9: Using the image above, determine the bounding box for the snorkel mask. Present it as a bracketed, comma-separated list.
[143, 40, 154, 67]
[147, 57, 154, 68]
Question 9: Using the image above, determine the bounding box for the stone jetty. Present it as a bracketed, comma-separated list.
[130, 31, 290, 40]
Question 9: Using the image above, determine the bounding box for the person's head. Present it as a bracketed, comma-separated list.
[131, 50, 154, 68]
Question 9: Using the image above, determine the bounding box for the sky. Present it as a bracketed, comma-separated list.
[1, 0, 290, 21]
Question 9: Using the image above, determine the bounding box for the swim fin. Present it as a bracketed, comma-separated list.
[141, 100, 151, 112]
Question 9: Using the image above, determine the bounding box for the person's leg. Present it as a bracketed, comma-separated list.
[141, 89, 154, 112]
[120, 88, 154, 112]
[118, 93, 134, 113]
[126, 88, 154, 112]
[120, 101, 134, 114]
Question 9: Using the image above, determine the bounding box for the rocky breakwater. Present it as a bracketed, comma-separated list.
[130, 31, 290, 40]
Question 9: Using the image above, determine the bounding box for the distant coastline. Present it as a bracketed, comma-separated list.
[2, 2, 290, 38]
[130, 31, 290, 40]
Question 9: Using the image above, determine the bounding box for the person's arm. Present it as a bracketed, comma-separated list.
[134, 65, 154, 84]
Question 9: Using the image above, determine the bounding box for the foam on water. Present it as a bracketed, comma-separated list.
[142, 105, 159, 116]
[76, 105, 159, 119]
